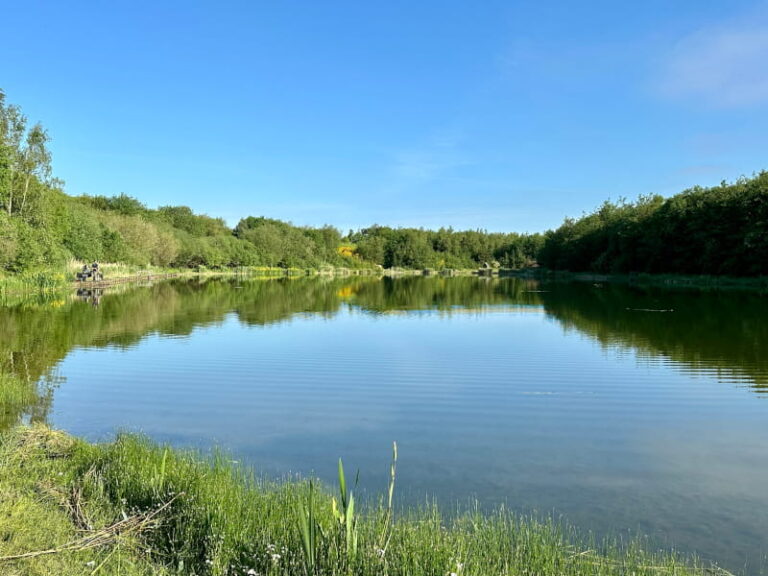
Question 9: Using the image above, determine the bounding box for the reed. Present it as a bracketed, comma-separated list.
[0, 268, 69, 299]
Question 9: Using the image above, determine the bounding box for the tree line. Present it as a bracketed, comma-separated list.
[0, 90, 543, 273]
[350, 226, 542, 269]
[2, 88, 767, 276]
[539, 173, 768, 276]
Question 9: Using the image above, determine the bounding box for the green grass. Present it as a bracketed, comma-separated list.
[67, 260, 171, 278]
[0, 425, 730, 576]
[0, 268, 70, 301]
[0, 426, 167, 576]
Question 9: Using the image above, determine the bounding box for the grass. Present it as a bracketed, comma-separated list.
[0, 426, 167, 576]
[0, 425, 731, 576]
[0, 268, 70, 302]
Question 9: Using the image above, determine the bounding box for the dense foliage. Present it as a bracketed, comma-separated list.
[0, 90, 541, 273]
[540, 173, 768, 276]
[3, 89, 767, 277]
[349, 226, 543, 269]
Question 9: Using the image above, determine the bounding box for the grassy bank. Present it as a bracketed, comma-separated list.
[0, 262, 388, 303]
[0, 425, 726, 576]
[0, 261, 179, 303]
[0, 262, 487, 304]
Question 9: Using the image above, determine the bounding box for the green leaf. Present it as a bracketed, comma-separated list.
[338, 458, 347, 510]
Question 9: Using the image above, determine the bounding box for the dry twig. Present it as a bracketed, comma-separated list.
[0, 493, 182, 562]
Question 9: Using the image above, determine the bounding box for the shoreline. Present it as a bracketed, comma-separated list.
[0, 266, 381, 301]
[2, 264, 768, 304]
[0, 265, 478, 301]
[0, 424, 719, 576]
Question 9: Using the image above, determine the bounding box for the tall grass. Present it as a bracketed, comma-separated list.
[0, 426, 166, 576]
[40, 432, 720, 576]
[0, 268, 69, 300]
[67, 260, 178, 278]
[0, 426, 735, 576]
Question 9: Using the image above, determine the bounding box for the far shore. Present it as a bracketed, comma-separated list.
[2, 264, 767, 303]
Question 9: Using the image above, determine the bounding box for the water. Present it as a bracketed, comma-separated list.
[3, 276, 768, 571]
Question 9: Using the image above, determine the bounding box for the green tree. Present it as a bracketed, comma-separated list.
[17, 123, 52, 217]
[0, 90, 26, 216]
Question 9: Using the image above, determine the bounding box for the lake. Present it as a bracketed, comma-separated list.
[3, 276, 768, 572]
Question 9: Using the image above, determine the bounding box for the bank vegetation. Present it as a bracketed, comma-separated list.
[0, 423, 724, 576]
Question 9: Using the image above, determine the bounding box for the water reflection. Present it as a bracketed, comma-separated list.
[76, 287, 103, 307]
[538, 282, 768, 391]
[2, 276, 768, 429]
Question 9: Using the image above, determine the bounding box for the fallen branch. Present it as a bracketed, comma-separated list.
[0, 493, 183, 562]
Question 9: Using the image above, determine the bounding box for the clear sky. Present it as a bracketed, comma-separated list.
[4, 0, 768, 233]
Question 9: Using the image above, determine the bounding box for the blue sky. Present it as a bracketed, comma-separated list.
[4, 0, 768, 233]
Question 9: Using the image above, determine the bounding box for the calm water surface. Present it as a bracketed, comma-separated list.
[4, 277, 768, 572]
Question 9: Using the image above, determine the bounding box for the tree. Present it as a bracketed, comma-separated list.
[0, 90, 26, 216]
[18, 123, 52, 217]
[0, 91, 52, 218]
